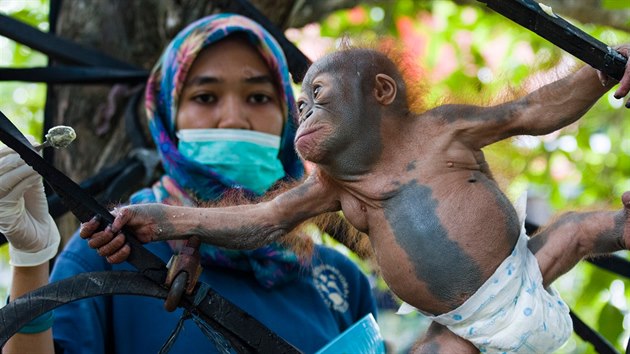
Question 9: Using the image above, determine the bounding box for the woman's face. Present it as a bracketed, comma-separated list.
[176, 37, 284, 136]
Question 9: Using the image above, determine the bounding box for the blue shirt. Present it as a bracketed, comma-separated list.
[50, 234, 377, 354]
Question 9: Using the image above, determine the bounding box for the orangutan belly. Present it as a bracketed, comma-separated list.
[372, 177, 520, 314]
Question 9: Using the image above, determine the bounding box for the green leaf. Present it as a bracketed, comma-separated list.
[597, 303, 624, 350]
[602, 0, 630, 10]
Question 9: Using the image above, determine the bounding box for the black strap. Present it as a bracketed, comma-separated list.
[0, 14, 138, 69]
[0, 14, 137, 70]
[477, 0, 627, 81]
[0, 67, 148, 84]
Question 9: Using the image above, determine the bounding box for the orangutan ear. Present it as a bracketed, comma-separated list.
[373, 73, 397, 105]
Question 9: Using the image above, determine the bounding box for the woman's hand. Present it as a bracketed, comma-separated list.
[0, 144, 60, 266]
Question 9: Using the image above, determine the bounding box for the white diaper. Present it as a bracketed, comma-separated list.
[396, 193, 572, 353]
[427, 227, 572, 353]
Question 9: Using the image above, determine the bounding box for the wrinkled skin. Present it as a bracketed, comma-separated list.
[84, 46, 630, 353]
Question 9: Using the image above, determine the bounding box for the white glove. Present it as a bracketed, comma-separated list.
[0, 142, 60, 266]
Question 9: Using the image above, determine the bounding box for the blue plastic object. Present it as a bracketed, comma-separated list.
[316, 313, 386, 354]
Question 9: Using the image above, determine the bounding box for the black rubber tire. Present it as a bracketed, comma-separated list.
[0, 271, 301, 353]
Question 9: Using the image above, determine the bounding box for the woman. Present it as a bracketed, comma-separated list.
[1, 13, 377, 354]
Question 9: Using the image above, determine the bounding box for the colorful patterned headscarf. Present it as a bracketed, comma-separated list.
[130, 13, 305, 288]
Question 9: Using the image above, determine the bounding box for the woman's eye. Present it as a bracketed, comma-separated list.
[248, 93, 271, 104]
[193, 93, 216, 104]
[313, 86, 322, 98]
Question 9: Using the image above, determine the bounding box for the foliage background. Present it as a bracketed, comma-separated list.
[2, 0, 630, 352]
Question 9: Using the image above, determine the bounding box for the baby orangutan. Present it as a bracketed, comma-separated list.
[82, 45, 630, 353]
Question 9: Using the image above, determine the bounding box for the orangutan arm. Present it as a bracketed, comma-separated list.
[88, 173, 341, 262]
[441, 53, 630, 149]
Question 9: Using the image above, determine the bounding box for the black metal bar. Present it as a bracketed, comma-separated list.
[0, 14, 139, 70]
[0, 67, 148, 84]
[42, 0, 59, 178]
[478, 0, 627, 81]
[571, 311, 619, 354]
[588, 256, 630, 279]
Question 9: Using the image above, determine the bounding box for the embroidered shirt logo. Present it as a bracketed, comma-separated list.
[313, 264, 349, 312]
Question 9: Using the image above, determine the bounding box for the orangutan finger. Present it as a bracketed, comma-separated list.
[597, 70, 608, 87]
[96, 233, 127, 258]
[87, 226, 117, 249]
[110, 207, 134, 234]
[79, 216, 102, 239]
[105, 243, 131, 264]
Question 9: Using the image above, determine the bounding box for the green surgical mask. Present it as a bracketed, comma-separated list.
[176, 129, 285, 195]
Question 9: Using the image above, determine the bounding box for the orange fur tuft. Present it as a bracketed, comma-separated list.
[198, 180, 317, 263]
[377, 37, 430, 114]
[307, 212, 374, 260]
